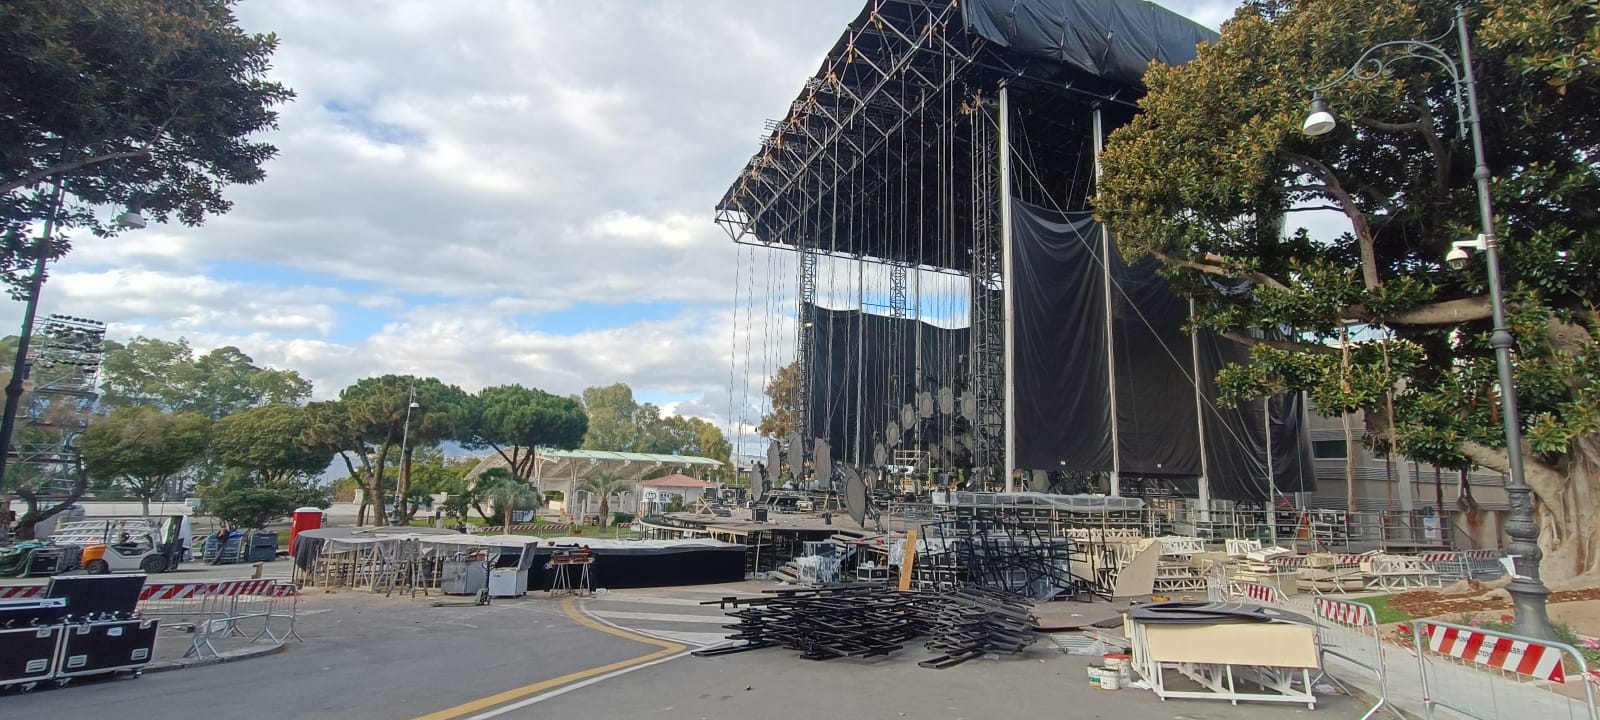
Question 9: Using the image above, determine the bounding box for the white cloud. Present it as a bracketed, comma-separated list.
[9, 0, 1242, 450]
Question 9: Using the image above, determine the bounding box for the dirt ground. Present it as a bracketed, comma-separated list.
[1547, 599, 1600, 637]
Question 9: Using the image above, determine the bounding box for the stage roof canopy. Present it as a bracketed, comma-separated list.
[715, 0, 1217, 271]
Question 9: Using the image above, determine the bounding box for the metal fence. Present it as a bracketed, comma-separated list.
[1410, 619, 1597, 720]
[2, 578, 303, 661]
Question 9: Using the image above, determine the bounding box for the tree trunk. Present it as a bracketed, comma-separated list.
[13, 460, 90, 540]
[1533, 435, 1600, 587]
[599, 496, 610, 530]
[503, 502, 513, 535]
[140, 496, 151, 518]
[356, 500, 368, 526]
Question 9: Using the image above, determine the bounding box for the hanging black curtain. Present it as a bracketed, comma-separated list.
[1108, 252, 1202, 476]
[1194, 329, 1269, 501]
[1009, 200, 1113, 471]
[1269, 392, 1316, 494]
[805, 305, 969, 465]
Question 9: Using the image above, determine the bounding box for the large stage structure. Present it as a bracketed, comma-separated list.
[718, 0, 1313, 506]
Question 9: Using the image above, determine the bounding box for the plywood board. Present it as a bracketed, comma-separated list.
[1135, 621, 1317, 668]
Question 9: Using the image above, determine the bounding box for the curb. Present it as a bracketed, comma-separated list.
[143, 642, 288, 673]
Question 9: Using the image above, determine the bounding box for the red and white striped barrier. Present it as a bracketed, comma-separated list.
[1418, 552, 1461, 563]
[0, 585, 44, 599]
[140, 582, 213, 600]
[1465, 549, 1499, 560]
[1315, 597, 1375, 627]
[1336, 553, 1370, 565]
[1240, 582, 1285, 604]
[1419, 622, 1567, 682]
[1269, 556, 1308, 568]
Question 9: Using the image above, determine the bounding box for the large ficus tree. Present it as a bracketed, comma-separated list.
[1097, 0, 1598, 581]
[0, 0, 293, 288]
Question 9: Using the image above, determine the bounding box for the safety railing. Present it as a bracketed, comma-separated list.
[1312, 595, 1390, 720]
[1410, 619, 1597, 720]
[1, 578, 303, 661]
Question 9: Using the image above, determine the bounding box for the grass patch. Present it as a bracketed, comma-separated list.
[1357, 594, 1414, 625]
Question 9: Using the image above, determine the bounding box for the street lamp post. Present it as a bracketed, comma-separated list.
[1301, 5, 1554, 640]
[393, 386, 419, 526]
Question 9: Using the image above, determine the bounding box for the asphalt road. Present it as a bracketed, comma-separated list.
[0, 592, 657, 720]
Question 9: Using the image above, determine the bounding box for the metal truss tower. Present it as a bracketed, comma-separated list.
[7, 315, 106, 498]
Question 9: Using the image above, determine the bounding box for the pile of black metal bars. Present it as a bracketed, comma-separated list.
[692, 583, 1037, 669]
[918, 586, 1038, 668]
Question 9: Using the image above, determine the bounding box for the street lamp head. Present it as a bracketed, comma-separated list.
[1302, 93, 1338, 137]
[114, 207, 147, 230]
[409, 401, 420, 409]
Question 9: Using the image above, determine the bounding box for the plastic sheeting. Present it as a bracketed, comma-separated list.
[805, 305, 971, 465]
[1010, 204, 1113, 471]
[1008, 199, 1314, 500]
[961, 0, 1219, 86]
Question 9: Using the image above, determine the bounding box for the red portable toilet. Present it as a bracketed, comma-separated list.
[289, 507, 324, 555]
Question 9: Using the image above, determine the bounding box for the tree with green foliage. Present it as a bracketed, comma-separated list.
[576, 470, 629, 530]
[99, 338, 311, 416]
[0, 0, 293, 290]
[758, 362, 801, 441]
[212, 404, 334, 485]
[580, 383, 641, 451]
[302, 376, 468, 525]
[463, 384, 587, 487]
[199, 470, 326, 531]
[81, 407, 209, 516]
[1096, 0, 1599, 582]
[475, 468, 541, 535]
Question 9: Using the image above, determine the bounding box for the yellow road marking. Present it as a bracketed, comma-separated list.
[409, 598, 687, 720]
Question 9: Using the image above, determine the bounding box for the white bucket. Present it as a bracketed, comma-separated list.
[1099, 671, 1121, 690]
[1087, 666, 1104, 687]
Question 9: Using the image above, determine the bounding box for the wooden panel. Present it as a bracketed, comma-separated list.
[1135, 621, 1318, 667]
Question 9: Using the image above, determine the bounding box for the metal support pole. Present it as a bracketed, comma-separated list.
[1092, 107, 1122, 496]
[1191, 299, 1211, 521]
[0, 180, 64, 487]
[998, 83, 1016, 492]
[1455, 5, 1553, 640]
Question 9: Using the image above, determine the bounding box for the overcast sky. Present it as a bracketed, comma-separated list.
[13, 0, 1245, 451]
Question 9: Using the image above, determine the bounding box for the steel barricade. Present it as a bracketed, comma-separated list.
[136, 581, 228, 659]
[1417, 552, 1468, 583]
[1412, 619, 1598, 720]
[1312, 595, 1390, 720]
[1230, 581, 1287, 606]
[258, 581, 302, 644]
[1464, 549, 1505, 579]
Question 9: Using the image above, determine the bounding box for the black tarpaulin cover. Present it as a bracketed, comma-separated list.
[1008, 198, 1313, 500]
[805, 305, 971, 465]
[1009, 203, 1113, 471]
[961, 0, 1220, 86]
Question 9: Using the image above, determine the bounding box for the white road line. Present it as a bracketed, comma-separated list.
[630, 630, 730, 647]
[593, 596, 721, 607]
[588, 610, 727, 623]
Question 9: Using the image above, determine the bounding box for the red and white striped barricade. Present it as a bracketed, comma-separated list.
[1233, 581, 1286, 605]
[1313, 595, 1389, 720]
[1416, 551, 1467, 582]
[0, 584, 44, 599]
[1412, 620, 1599, 720]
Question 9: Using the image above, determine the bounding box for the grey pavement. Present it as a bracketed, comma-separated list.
[555, 583, 1363, 720]
[0, 590, 656, 720]
[519, 631, 1361, 720]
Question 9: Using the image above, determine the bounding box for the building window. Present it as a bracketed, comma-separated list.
[1313, 440, 1347, 459]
